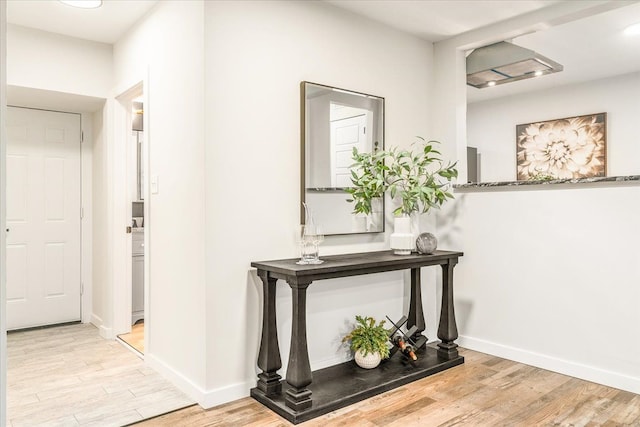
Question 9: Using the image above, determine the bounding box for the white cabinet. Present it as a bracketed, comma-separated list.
[132, 231, 144, 324]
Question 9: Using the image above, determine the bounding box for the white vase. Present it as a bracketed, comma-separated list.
[351, 214, 368, 233]
[354, 349, 381, 369]
[390, 215, 416, 255]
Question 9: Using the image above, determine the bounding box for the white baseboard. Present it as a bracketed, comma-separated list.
[99, 326, 113, 339]
[90, 313, 102, 327]
[90, 314, 113, 339]
[458, 335, 640, 394]
[144, 353, 353, 409]
[198, 380, 253, 409]
[145, 354, 204, 403]
[145, 353, 253, 409]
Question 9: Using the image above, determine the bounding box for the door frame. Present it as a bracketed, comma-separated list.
[112, 76, 149, 356]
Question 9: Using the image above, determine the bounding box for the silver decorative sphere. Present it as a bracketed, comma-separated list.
[416, 232, 438, 254]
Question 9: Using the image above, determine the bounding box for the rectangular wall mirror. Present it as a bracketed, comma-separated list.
[301, 81, 385, 235]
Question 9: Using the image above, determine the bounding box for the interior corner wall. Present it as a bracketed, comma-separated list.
[91, 105, 111, 336]
[432, 42, 468, 254]
[113, 0, 207, 398]
[6, 24, 112, 99]
[80, 112, 94, 325]
[203, 0, 434, 406]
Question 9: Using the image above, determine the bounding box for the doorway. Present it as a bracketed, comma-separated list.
[5, 106, 82, 330]
[114, 83, 148, 356]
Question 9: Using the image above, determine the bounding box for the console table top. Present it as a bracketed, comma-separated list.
[251, 249, 463, 278]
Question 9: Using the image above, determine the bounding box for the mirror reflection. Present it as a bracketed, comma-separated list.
[301, 82, 385, 235]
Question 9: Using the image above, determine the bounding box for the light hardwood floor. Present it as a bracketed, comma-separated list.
[119, 322, 145, 354]
[7, 323, 194, 427]
[135, 348, 640, 426]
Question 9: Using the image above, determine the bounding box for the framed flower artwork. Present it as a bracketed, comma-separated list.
[516, 113, 606, 180]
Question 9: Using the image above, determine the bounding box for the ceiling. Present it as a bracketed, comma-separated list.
[5, 0, 640, 104]
[7, 0, 158, 44]
[326, 0, 563, 42]
[7, 0, 562, 45]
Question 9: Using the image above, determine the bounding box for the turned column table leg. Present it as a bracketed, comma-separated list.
[256, 270, 282, 396]
[285, 279, 313, 411]
[408, 268, 426, 341]
[437, 259, 459, 359]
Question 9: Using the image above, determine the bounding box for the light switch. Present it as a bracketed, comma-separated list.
[151, 175, 159, 194]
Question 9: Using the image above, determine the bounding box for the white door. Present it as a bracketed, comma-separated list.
[330, 113, 370, 187]
[6, 107, 81, 330]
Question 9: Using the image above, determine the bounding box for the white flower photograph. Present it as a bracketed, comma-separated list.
[516, 113, 607, 180]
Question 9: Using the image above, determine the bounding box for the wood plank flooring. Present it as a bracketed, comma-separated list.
[7, 323, 194, 426]
[135, 348, 640, 426]
[118, 322, 145, 354]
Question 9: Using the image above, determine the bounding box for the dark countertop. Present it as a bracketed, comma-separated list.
[454, 175, 640, 191]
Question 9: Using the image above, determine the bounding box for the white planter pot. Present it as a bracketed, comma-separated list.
[390, 215, 417, 255]
[354, 349, 381, 369]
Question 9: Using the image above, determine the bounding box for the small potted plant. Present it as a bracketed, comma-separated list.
[347, 137, 458, 254]
[342, 315, 390, 369]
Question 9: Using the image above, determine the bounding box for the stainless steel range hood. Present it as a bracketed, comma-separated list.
[466, 41, 563, 89]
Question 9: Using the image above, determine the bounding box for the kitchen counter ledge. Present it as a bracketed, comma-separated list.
[454, 175, 640, 192]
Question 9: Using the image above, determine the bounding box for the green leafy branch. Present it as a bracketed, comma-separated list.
[346, 137, 458, 216]
[345, 149, 387, 215]
[386, 138, 458, 215]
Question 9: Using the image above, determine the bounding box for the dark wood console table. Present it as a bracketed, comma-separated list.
[250, 250, 464, 424]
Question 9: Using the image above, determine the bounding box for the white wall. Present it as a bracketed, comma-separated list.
[7, 24, 112, 99]
[467, 72, 640, 182]
[203, 0, 435, 406]
[113, 0, 207, 396]
[452, 184, 640, 393]
[1, 0, 8, 422]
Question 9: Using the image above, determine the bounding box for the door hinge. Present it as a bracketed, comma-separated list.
[363, 126, 366, 134]
[80, 207, 84, 219]
[81, 131, 84, 143]
[80, 282, 84, 296]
